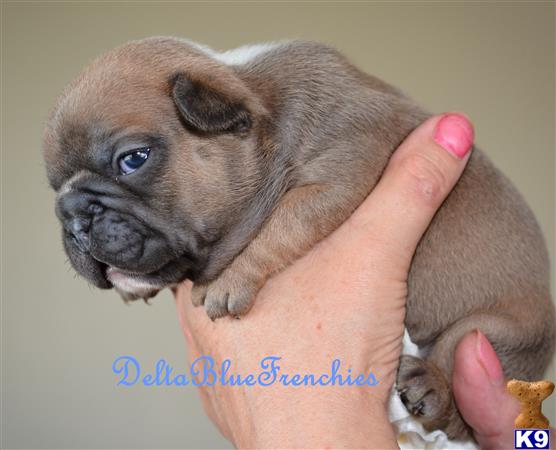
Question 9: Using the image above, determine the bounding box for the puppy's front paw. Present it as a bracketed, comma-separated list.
[192, 271, 260, 320]
[396, 355, 452, 424]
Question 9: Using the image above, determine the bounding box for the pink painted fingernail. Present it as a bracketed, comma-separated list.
[475, 329, 504, 386]
[433, 113, 474, 158]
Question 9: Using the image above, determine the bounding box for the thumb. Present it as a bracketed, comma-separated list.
[346, 113, 474, 270]
[452, 330, 520, 450]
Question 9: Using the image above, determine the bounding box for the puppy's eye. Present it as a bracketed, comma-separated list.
[118, 148, 150, 175]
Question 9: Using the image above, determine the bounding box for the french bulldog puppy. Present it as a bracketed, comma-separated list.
[43, 37, 555, 440]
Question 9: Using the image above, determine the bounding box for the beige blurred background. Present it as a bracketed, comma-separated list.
[2, 1, 554, 449]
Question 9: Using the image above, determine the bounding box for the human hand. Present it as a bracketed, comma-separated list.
[174, 113, 473, 448]
[454, 331, 556, 450]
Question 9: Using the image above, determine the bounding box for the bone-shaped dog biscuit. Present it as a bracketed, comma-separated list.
[507, 379, 554, 429]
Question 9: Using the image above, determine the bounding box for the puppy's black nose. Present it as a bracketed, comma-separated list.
[67, 216, 91, 252]
[57, 190, 105, 253]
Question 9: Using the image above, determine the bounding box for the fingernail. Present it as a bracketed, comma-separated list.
[475, 329, 504, 386]
[433, 113, 474, 158]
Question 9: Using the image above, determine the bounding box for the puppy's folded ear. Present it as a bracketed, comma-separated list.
[171, 73, 252, 134]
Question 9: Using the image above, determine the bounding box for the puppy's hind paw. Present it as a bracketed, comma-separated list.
[396, 355, 452, 425]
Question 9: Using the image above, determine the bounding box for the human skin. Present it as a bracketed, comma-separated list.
[454, 332, 556, 450]
[174, 113, 547, 449]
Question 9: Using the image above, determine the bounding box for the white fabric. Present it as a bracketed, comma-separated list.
[388, 330, 479, 450]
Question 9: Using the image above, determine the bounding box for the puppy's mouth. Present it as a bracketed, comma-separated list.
[59, 198, 205, 299]
[105, 267, 162, 301]
[64, 230, 201, 300]
[100, 251, 199, 301]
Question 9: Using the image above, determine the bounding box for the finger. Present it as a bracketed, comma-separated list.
[174, 284, 233, 440]
[175, 281, 196, 345]
[453, 330, 519, 449]
[345, 113, 474, 267]
[174, 280, 221, 355]
[174, 280, 213, 360]
[195, 385, 226, 437]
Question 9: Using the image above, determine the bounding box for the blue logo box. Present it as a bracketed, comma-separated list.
[514, 429, 550, 449]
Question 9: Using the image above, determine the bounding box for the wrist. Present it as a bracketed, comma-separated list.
[230, 385, 397, 449]
[212, 341, 400, 448]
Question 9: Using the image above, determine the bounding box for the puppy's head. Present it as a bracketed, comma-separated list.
[43, 37, 271, 301]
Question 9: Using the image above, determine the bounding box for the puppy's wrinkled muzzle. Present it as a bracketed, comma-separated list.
[88, 209, 171, 273]
[90, 209, 145, 266]
[56, 187, 176, 287]
[67, 216, 91, 253]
